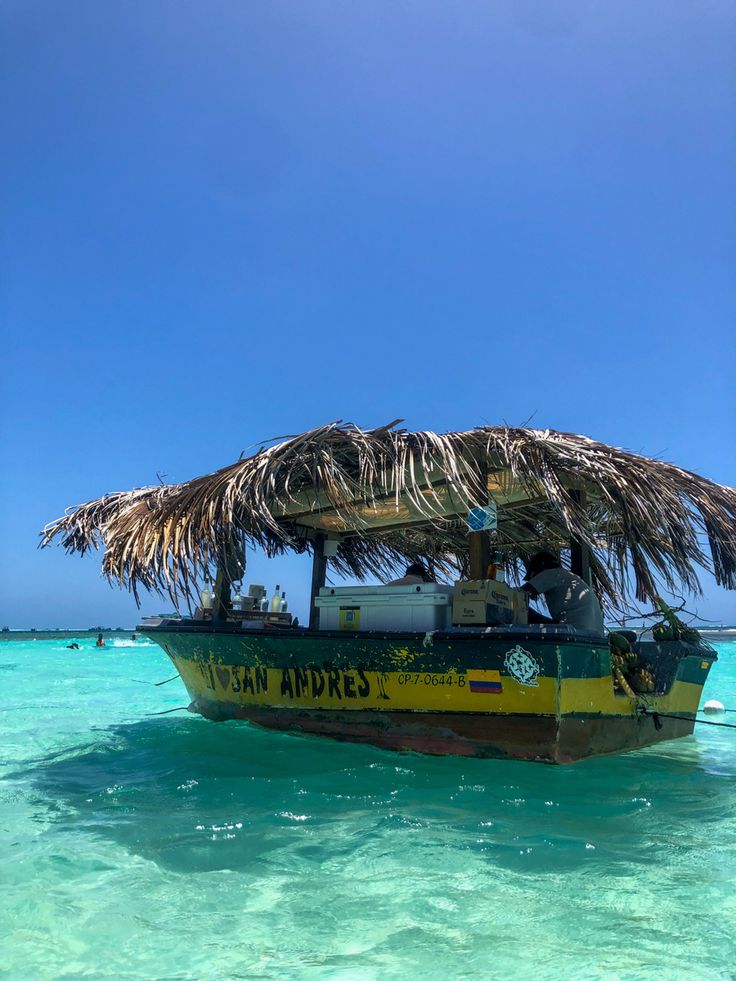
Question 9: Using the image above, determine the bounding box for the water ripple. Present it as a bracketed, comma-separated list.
[0, 637, 735, 978]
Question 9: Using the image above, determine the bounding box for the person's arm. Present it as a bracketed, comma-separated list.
[525, 570, 557, 599]
[520, 583, 540, 599]
[523, 571, 561, 618]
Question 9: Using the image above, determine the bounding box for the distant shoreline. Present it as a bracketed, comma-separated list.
[0, 629, 138, 640]
[1, 626, 734, 642]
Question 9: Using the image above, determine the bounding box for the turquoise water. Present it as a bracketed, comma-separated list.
[1, 635, 735, 980]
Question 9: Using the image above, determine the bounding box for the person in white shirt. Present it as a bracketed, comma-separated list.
[387, 562, 435, 586]
[520, 551, 605, 634]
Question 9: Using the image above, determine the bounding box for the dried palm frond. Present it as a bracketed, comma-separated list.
[41, 421, 736, 611]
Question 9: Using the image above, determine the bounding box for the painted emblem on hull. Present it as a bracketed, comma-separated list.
[504, 645, 541, 687]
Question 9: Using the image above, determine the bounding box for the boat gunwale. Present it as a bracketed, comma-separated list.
[139, 620, 718, 663]
[139, 620, 611, 649]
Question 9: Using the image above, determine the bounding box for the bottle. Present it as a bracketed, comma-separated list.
[270, 585, 281, 613]
[200, 584, 213, 610]
[486, 552, 504, 582]
[280, 591, 288, 613]
[232, 586, 243, 611]
[260, 595, 269, 612]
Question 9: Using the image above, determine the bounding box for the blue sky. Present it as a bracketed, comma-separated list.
[1, 0, 734, 628]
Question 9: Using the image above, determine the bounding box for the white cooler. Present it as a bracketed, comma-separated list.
[314, 583, 455, 632]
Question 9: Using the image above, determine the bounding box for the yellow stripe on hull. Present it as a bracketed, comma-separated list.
[174, 657, 705, 719]
[560, 676, 705, 717]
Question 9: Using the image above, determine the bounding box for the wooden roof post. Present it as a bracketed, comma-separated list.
[569, 489, 591, 585]
[212, 566, 229, 622]
[468, 534, 491, 581]
[309, 532, 327, 630]
[468, 460, 491, 580]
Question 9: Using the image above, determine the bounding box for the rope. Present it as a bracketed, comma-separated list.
[143, 706, 190, 717]
[640, 709, 736, 731]
[154, 674, 180, 687]
[130, 674, 180, 687]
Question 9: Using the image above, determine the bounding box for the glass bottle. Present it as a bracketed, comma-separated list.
[270, 585, 282, 613]
[280, 591, 288, 613]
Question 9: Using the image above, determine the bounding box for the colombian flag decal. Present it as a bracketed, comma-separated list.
[468, 670, 503, 694]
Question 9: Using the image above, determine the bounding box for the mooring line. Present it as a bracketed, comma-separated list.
[143, 706, 190, 717]
[154, 674, 180, 687]
[640, 709, 736, 731]
[130, 674, 180, 687]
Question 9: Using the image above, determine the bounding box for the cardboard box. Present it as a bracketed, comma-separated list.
[455, 579, 514, 606]
[453, 579, 527, 626]
[452, 599, 514, 626]
[512, 589, 529, 626]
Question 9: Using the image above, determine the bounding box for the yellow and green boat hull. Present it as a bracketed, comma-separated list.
[143, 624, 716, 763]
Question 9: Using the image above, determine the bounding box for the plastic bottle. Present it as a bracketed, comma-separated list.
[260, 595, 269, 612]
[200, 584, 213, 610]
[232, 586, 243, 611]
[280, 591, 288, 613]
[270, 585, 282, 613]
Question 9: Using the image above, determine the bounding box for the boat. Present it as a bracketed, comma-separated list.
[42, 422, 736, 763]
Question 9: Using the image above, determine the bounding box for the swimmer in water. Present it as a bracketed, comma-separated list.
[96, 633, 105, 647]
[66, 642, 80, 650]
[131, 633, 137, 641]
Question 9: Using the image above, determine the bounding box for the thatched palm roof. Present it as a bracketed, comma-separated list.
[41, 422, 736, 610]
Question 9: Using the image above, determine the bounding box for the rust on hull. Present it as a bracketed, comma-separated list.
[189, 697, 696, 764]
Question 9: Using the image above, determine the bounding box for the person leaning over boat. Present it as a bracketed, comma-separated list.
[519, 551, 605, 634]
[387, 562, 435, 585]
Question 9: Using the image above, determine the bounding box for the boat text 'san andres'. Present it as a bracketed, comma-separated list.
[42, 421, 736, 763]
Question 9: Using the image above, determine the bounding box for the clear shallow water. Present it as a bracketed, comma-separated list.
[1, 635, 735, 980]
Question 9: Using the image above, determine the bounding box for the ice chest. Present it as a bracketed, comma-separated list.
[315, 583, 455, 632]
[452, 580, 516, 626]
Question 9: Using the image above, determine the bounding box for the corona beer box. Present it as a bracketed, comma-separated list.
[452, 579, 517, 626]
